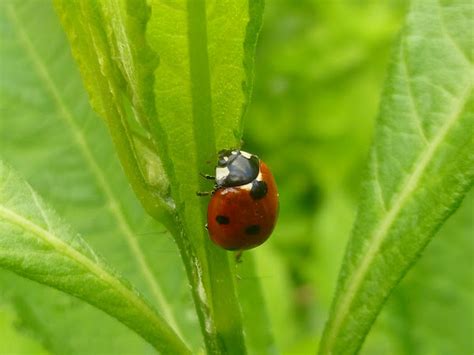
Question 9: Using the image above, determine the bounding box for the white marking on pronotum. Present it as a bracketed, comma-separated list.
[239, 182, 253, 191]
[240, 151, 252, 159]
[215, 167, 229, 182]
[239, 171, 263, 191]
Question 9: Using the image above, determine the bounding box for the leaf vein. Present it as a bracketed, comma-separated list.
[5, 3, 178, 332]
[436, 0, 473, 66]
[372, 149, 387, 212]
[0, 203, 163, 330]
[27, 185, 52, 232]
[401, 40, 429, 145]
[323, 77, 473, 351]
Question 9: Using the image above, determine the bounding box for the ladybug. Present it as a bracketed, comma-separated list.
[199, 149, 279, 251]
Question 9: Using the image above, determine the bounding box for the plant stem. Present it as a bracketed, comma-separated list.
[184, 0, 247, 353]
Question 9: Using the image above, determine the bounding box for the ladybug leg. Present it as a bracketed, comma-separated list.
[199, 172, 215, 180]
[196, 191, 212, 196]
[235, 250, 244, 263]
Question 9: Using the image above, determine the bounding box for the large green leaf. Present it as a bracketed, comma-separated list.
[0, 161, 189, 354]
[0, 1, 196, 352]
[52, 0, 174, 225]
[145, 1, 267, 353]
[320, 0, 474, 353]
[52, 0, 267, 353]
[363, 188, 474, 354]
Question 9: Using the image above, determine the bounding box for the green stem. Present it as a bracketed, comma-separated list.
[166, 217, 219, 354]
[185, 0, 246, 353]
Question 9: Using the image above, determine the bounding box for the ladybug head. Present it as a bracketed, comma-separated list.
[215, 149, 259, 188]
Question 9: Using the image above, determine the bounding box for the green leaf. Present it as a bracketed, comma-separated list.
[145, 1, 266, 353]
[53, 0, 266, 353]
[52, 0, 174, 225]
[363, 188, 474, 354]
[0, 1, 195, 352]
[0, 161, 190, 354]
[319, 0, 474, 353]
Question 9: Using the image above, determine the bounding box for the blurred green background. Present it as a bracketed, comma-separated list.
[1, 0, 473, 354]
[247, 0, 406, 350]
[244, 0, 473, 353]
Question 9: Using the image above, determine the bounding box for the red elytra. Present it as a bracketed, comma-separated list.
[207, 161, 279, 251]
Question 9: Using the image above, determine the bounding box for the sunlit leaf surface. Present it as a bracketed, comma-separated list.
[0, 161, 189, 353]
[0, 1, 194, 352]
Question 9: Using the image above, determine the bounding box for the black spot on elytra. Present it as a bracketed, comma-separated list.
[250, 180, 267, 200]
[245, 224, 260, 235]
[216, 215, 230, 225]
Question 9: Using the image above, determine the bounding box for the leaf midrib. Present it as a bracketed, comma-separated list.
[0, 203, 170, 343]
[183, 0, 219, 350]
[183, 0, 246, 353]
[322, 75, 473, 351]
[5, 2, 179, 335]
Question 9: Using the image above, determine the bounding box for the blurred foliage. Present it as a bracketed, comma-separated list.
[245, 0, 472, 353]
[249, 0, 407, 295]
[0, 303, 48, 354]
[246, 0, 408, 350]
